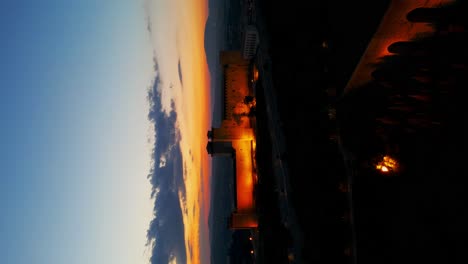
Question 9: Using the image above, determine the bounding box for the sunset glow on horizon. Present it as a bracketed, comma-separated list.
[146, 0, 212, 263]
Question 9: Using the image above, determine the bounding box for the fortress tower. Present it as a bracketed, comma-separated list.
[207, 50, 258, 229]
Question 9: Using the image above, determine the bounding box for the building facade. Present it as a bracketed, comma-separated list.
[241, 25, 259, 60]
[207, 50, 258, 229]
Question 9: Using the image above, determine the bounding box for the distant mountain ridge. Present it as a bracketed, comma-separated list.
[204, 1, 233, 264]
[204, 0, 226, 128]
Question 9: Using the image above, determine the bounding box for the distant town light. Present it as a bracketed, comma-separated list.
[253, 66, 259, 82]
[379, 165, 389, 172]
[375, 155, 399, 174]
[322, 40, 329, 49]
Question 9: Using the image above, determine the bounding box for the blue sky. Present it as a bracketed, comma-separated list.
[0, 1, 156, 263]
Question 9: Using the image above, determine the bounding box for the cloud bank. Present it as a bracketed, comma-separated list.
[144, 1, 212, 263]
[146, 69, 187, 264]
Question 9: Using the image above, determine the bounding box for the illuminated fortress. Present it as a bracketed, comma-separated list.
[206, 50, 258, 229]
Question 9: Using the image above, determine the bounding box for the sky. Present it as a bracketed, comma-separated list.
[0, 0, 212, 264]
[144, 0, 212, 264]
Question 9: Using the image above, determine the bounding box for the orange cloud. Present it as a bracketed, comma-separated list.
[176, 3, 212, 261]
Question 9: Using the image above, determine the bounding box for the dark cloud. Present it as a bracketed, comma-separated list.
[178, 60, 183, 88]
[146, 62, 187, 264]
